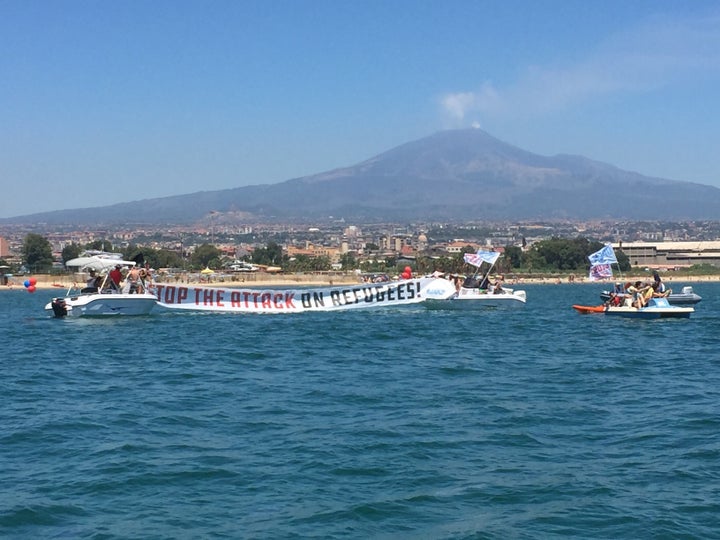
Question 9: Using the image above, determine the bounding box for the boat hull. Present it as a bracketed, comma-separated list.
[573, 305, 605, 314]
[603, 306, 693, 319]
[574, 298, 693, 319]
[426, 287, 526, 309]
[45, 293, 157, 317]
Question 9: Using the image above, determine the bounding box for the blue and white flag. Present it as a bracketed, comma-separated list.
[589, 263, 613, 281]
[463, 250, 500, 267]
[588, 244, 617, 265]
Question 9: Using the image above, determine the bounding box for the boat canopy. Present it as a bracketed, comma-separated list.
[65, 253, 137, 272]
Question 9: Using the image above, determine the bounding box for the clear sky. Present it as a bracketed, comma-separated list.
[2, 0, 719, 218]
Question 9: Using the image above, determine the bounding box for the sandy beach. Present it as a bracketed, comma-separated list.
[2, 273, 362, 291]
[4, 272, 720, 292]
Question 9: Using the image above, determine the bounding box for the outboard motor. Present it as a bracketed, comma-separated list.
[51, 298, 68, 318]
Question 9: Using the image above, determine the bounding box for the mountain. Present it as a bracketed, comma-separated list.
[5, 129, 720, 225]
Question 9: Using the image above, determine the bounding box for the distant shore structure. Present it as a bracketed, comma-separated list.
[614, 241, 720, 269]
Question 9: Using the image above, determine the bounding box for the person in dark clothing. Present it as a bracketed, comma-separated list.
[109, 265, 123, 291]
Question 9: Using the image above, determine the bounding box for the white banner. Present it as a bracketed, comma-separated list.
[150, 277, 456, 314]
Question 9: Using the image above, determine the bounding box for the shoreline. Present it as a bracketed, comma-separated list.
[4, 273, 720, 291]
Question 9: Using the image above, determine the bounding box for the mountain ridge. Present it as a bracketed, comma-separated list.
[3, 128, 719, 225]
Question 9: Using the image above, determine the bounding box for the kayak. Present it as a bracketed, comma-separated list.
[572, 305, 605, 314]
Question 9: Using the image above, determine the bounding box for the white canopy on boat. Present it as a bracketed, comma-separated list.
[65, 256, 137, 272]
[82, 259, 137, 272]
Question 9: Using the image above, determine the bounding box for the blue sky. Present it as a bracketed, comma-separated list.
[2, 0, 719, 218]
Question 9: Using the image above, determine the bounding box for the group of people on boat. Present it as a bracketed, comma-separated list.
[82, 263, 153, 294]
[604, 272, 671, 308]
[455, 273, 505, 294]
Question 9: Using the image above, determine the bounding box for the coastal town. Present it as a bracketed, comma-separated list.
[3, 218, 720, 283]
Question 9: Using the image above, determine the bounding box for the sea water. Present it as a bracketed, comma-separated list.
[1, 283, 719, 539]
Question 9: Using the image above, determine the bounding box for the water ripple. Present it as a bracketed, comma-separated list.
[2, 285, 720, 537]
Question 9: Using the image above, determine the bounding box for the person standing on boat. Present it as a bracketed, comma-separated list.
[142, 262, 153, 290]
[85, 270, 102, 290]
[138, 263, 153, 294]
[109, 265, 123, 291]
[126, 266, 140, 294]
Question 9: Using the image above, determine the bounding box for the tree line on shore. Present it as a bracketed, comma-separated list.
[10, 233, 720, 280]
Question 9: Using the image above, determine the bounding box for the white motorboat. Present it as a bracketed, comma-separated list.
[455, 286, 526, 305]
[600, 285, 701, 306]
[46, 291, 158, 317]
[425, 285, 527, 309]
[46, 251, 157, 317]
[425, 249, 527, 308]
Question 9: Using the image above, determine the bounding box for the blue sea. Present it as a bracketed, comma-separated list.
[2, 282, 720, 539]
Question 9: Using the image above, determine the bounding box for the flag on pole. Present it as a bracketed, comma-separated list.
[463, 250, 500, 267]
[589, 263, 613, 281]
[588, 243, 618, 265]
